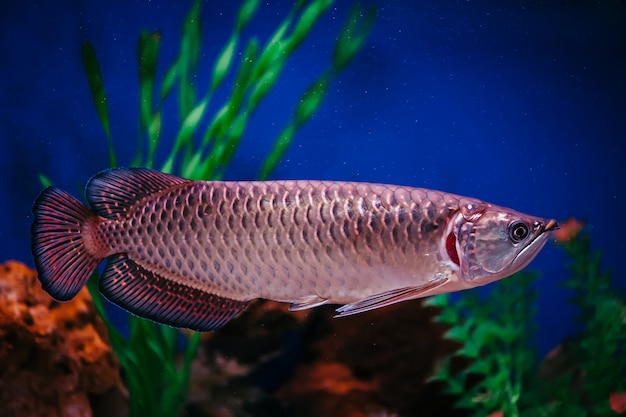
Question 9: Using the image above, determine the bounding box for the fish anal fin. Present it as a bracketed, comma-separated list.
[334, 275, 449, 318]
[99, 254, 249, 331]
[86, 168, 189, 220]
[289, 295, 328, 311]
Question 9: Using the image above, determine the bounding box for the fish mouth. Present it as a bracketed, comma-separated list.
[542, 219, 559, 233]
[511, 218, 559, 270]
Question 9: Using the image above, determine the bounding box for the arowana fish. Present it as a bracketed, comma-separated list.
[31, 168, 558, 331]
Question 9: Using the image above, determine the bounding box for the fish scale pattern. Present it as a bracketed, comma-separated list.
[100, 180, 465, 304]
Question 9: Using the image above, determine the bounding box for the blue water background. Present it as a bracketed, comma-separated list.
[1, 0, 624, 357]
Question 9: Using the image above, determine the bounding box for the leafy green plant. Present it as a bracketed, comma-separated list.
[39, 1, 375, 416]
[427, 228, 626, 417]
[427, 270, 539, 417]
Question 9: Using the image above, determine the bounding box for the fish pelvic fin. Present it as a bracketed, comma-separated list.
[289, 295, 329, 311]
[86, 167, 189, 220]
[100, 254, 249, 331]
[31, 187, 102, 301]
[334, 275, 449, 318]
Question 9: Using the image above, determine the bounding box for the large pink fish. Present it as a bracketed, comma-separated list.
[31, 168, 557, 331]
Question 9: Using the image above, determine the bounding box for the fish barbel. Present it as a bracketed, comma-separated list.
[31, 168, 558, 331]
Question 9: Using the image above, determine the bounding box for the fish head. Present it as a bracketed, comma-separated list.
[447, 200, 558, 286]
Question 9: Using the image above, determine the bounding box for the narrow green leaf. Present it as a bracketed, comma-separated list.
[247, 61, 284, 111]
[181, 98, 208, 137]
[427, 360, 451, 383]
[435, 307, 460, 325]
[217, 112, 249, 168]
[229, 39, 258, 109]
[443, 376, 466, 395]
[498, 322, 522, 345]
[162, 97, 209, 173]
[160, 158, 174, 176]
[179, 77, 196, 121]
[177, 0, 201, 121]
[145, 337, 168, 364]
[146, 111, 162, 168]
[182, 152, 203, 179]
[159, 59, 179, 102]
[295, 75, 329, 127]
[212, 35, 238, 91]
[293, 0, 308, 12]
[236, 0, 260, 31]
[159, 326, 179, 358]
[202, 102, 231, 147]
[445, 322, 470, 343]
[182, 0, 202, 70]
[250, 18, 290, 83]
[332, 5, 376, 72]
[259, 123, 295, 180]
[80, 41, 116, 167]
[424, 293, 449, 308]
[287, 0, 333, 54]
[161, 386, 184, 416]
[461, 340, 485, 360]
[37, 174, 52, 188]
[472, 321, 501, 346]
[138, 30, 160, 131]
[464, 358, 491, 376]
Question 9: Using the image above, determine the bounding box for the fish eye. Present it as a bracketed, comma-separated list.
[508, 221, 530, 242]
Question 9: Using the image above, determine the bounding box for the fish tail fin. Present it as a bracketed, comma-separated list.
[31, 187, 102, 301]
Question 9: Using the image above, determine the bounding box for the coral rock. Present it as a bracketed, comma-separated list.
[0, 261, 123, 417]
[187, 299, 464, 417]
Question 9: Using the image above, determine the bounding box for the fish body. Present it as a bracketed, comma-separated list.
[31, 168, 557, 331]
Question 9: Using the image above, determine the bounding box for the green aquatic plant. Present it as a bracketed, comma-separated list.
[39, 1, 374, 416]
[426, 270, 539, 417]
[427, 227, 626, 416]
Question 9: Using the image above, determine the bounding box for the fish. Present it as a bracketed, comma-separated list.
[31, 168, 558, 331]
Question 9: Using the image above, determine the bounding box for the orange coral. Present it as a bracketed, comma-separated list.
[284, 362, 379, 396]
[0, 261, 123, 417]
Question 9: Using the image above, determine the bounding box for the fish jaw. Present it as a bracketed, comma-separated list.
[450, 203, 558, 287]
[503, 218, 559, 274]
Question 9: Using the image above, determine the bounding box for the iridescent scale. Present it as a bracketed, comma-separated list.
[99, 180, 470, 304]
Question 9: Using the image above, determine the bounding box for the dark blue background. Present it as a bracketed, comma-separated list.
[1, 0, 624, 357]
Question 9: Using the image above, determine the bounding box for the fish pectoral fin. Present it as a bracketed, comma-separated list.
[99, 254, 249, 332]
[289, 295, 329, 311]
[334, 275, 449, 318]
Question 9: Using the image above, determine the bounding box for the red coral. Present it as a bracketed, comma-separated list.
[611, 392, 626, 414]
[553, 217, 584, 242]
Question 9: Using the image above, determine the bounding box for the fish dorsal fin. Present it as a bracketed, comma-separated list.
[100, 254, 249, 331]
[86, 167, 189, 219]
[334, 275, 449, 318]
